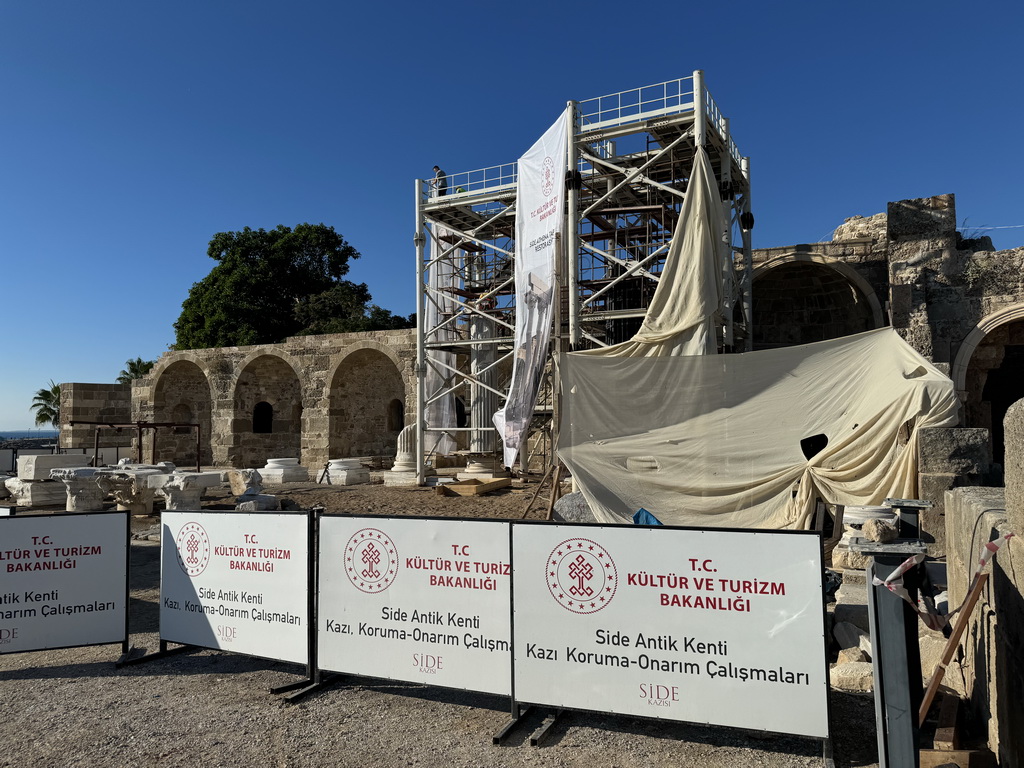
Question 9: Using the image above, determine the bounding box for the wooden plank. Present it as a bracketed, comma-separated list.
[445, 478, 511, 496]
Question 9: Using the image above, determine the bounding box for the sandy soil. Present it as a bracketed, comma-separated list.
[1, 480, 880, 768]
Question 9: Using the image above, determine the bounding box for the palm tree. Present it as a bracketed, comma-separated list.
[117, 357, 156, 384]
[31, 380, 61, 428]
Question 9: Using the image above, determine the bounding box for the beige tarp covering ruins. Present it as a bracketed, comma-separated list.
[558, 328, 959, 529]
[556, 144, 957, 528]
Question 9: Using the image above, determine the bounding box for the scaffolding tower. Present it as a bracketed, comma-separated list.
[414, 71, 752, 482]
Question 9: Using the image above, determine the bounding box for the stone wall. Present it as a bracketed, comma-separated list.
[127, 329, 418, 470]
[945, 487, 1022, 765]
[750, 217, 888, 349]
[60, 382, 133, 450]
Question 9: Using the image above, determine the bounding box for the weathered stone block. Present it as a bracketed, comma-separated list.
[890, 284, 912, 328]
[918, 427, 991, 475]
[552, 492, 597, 523]
[830, 662, 873, 692]
[1004, 400, 1024, 536]
[834, 603, 869, 633]
[838, 647, 868, 664]
[4, 477, 68, 507]
[887, 194, 956, 241]
[17, 454, 89, 481]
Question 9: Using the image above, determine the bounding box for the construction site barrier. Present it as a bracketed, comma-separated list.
[0, 511, 129, 657]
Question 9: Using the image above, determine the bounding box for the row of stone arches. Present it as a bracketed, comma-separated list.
[149, 345, 408, 469]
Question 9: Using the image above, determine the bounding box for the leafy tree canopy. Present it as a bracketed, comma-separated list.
[173, 223, 409, 349]
[117, 357, 156, 383]
[31, 380, 61, 428]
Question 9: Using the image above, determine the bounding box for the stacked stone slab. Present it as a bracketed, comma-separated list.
[18, 454, 90, 480]
[5, 454, 91, 508]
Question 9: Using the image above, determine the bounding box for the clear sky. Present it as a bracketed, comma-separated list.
[2, 1, 1022, 430]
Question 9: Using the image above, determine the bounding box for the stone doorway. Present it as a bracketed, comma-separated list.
[328, 348, 405, 458]
[962, 321, 1024, 467]
[230, 355, 302, 467]
[152, 360, 213, 466]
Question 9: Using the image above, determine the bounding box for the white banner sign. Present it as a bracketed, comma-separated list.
[160, 511, 310, 665]
[318, 516, 512, 695]
[512, 524, 828, 739]
[493, 108, 569, 468]
[0, 512, 127, 654]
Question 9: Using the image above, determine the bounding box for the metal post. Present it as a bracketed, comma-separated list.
[693, 70, 706, 148]
[414, 179, 427, 486]
[741, 156, 754, 351]
[722, 116, 734, 349]
[566, 100, 581, 348]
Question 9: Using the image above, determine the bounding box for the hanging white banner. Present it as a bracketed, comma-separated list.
[493, 108, 569, 468]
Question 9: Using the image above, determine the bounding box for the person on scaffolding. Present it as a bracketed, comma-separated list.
[432, 165, 448, 197]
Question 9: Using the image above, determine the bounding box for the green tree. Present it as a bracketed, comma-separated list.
[117, 357, 156, 383]
[174, 223, 363, 349]
[31, 380, 61, 428]
[293, 284, 414, 335]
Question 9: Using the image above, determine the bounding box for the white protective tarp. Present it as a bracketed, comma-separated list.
[574, 145, 727, 358]
[558, 328, 959, 529]
[493, 108, 569, 467]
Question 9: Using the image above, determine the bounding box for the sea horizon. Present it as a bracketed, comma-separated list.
[0, 428, 60, 439]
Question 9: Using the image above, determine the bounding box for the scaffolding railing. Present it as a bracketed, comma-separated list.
[578, 77, 697, 131]
[422, 162, 518, 202]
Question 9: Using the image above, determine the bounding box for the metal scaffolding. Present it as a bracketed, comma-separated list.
[415, 71, 752, 482]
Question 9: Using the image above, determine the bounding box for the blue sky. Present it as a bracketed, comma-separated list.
[2, 1, 1022, 430]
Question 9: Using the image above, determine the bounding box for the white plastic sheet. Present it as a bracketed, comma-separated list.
[493, 108, 569, 466]
[558, 329, 959, 529]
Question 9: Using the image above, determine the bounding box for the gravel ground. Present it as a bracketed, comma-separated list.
[0, 482, 880, 768]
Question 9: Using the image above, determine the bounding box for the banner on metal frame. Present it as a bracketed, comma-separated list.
[160, 511, 310, 665]
[0, 512, 128, 654]
[318, 516, 513, 695]
[493, 107, 569, 468]
[512, 523, 829, 739]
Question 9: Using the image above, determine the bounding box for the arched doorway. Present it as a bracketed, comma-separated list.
[955, 315, 1024, 467]
[752, 257, 882, 350]
[329, 348, 406, 457]
[152, 360, 213, 466]
[231, 355, 302, 467]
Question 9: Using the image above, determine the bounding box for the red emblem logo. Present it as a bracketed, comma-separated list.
[541, 156, 555, 197]
[175, 522, 211, 577]
[345, 528, 398, 593]
[547, 538, 617, 614]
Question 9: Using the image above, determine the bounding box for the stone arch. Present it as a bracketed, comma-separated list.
[328, 346, 406, 458]
[231, 354, 302, 467]
[152, 359, 213, 466]
[952, 304, 1024, 465]
[751, 254, 884, 349]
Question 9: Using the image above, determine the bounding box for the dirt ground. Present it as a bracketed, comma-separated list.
[1, 479, 880, 768]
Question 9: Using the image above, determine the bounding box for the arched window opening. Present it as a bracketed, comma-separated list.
[172, 403, 194, 434]
[387, 399, 404, 432]
[253, 401, 274, 433]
